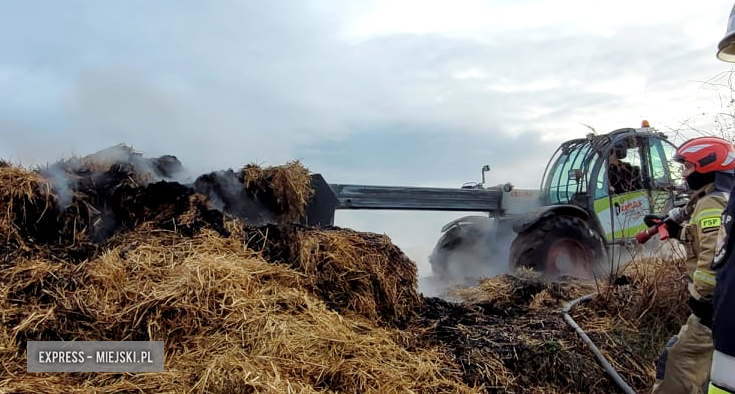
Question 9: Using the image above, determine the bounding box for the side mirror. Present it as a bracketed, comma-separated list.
[481, 164, 490, 184]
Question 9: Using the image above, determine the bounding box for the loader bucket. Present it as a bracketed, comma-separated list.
[193, 169, 337, 227]
[303, 174, 340, 226]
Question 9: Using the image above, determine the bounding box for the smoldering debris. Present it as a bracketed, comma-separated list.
[193, 169, 276, 226]
[1, 145, 315, 255]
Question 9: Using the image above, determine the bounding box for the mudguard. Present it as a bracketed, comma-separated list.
[439, 215, 493, 233]
[512, 204, 590, 234]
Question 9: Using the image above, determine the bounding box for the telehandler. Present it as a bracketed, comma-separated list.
[304, 121, 684, 279]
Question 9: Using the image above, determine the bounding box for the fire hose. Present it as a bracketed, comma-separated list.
[562, 294, 637, 394]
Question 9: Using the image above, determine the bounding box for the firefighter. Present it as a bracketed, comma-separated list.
[650, 137, 735, 394]
[708, 4, 735, 393]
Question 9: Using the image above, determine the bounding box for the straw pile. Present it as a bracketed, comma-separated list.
[241, 225, 420, 326]
[1, 227, 474, 393]
[0, 146, 693, 393]
[0, 150, 473, 393]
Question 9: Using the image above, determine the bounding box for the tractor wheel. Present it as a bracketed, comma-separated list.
[429, 222, 494, 279]
[508, 215, 608, 279]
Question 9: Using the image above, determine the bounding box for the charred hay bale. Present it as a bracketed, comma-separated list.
[0, 229, 476, 394]
[47, 147, 156, 195]
[243, 225, 421, 327]
[111, 181, 228, 238]
[49, 159, 219, 242]
[241, 161, 313, 225]
[56, 143, 183, 183]
[3, 145, 199, 248]
[4, 156, 228, 250]
[0, 159, 152, 254]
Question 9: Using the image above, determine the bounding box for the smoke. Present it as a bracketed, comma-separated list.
[418, 217, 517, 298]
[40, 164, 75, 209]
[37, 144, 190, 211]
[192, 170, 276, 226]
[19, 142, 296, 246]
[333, 211, 523, 299]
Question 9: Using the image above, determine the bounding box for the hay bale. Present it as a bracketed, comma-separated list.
[290, 227, 421, 327]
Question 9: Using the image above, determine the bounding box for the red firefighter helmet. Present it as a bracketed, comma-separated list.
[673, 136, 735, 173]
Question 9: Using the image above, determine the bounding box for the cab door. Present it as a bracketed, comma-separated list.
[592, 135, 682, 243]
[646, 136, 683, 206]
[592, 140, 651, 242]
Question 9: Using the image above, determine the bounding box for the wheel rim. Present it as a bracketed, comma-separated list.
[546, 238, 594, 278]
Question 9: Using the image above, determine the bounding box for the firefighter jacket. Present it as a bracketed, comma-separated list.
[681, 182, 729, 299]
[712, 173, 735, 361]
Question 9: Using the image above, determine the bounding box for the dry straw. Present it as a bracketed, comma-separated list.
[0, 228, 476, 393]
[242, 161, 314, 225]
[571, 255, 690, 391]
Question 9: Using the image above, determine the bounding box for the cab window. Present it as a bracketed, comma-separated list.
[648, 137, 682, 188]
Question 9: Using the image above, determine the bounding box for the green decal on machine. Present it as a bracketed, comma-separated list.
[594, 191, 653, 242]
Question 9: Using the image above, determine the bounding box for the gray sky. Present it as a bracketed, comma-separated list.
[2, 0, 735, 276]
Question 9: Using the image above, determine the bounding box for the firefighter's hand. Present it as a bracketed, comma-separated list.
[688, 296, 713, 328]
[668, 207, 689, 224]
[666, 220, 682, 240]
